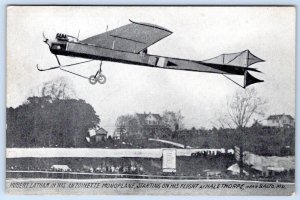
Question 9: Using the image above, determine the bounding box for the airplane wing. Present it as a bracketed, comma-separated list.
[80, 20, 172, 53]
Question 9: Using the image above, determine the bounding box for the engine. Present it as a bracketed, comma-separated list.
[56, 33, 67, 41]
[56, 33, 78, 42]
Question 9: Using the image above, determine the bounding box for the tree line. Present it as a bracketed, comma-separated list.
[7, 78, 100, 148]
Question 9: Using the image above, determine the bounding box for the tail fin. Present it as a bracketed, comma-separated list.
[222, 70, 263, 88]
[244, 71, 263, 88]
[203, 50, 264, 88]
[202, 50, 264, 67]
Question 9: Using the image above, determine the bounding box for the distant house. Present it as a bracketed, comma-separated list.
[136, 112, 162, 126]
[114, 112, 172, 138]
[95, 127, 108, 142]
[266, 114, 295, 128]
[88, 126, 108, 143]
[135, 112, 170, 138]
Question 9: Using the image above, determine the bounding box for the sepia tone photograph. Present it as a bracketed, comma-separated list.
[6, 6, 295, 195]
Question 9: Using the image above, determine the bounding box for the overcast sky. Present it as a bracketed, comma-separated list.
[7, 6, 295, 133]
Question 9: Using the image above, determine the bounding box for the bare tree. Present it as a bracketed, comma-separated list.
[162, 110, 184, 131]
[30, 77, 77, 100]
[216, 88, 267, 178]
[217, 88, 267, 129]
[115, 114, 139, 137]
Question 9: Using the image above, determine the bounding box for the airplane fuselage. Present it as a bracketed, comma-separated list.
[50, 40, 253, 76]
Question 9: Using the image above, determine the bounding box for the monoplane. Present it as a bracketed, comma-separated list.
[37, 20, 264, 88]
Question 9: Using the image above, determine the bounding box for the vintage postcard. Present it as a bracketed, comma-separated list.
[6, 6, 295, 195]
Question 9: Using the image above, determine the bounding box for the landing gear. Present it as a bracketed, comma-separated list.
[97, 74, 106, 84]
[88, 61, 106, 85]
[88, 75, 98, 85]
[88, 74, 106, 85]
[37, 55, 107, 85]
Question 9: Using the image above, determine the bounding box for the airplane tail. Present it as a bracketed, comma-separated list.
[244, 71, 263, 88]
[202, 50, 264, 88]
[202, 49, 264, 68]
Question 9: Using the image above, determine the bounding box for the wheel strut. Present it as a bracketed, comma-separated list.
[88, 61, 106, 85]
[37, 54, 106, 85]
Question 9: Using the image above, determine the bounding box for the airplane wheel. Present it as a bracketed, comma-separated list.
[89, 75, 98, 85]
[97, 74, 106, 84]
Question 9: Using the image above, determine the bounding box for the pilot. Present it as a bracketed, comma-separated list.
[140, 48, 148, 56]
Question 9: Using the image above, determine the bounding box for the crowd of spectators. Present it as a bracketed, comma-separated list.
[7, 163, 145, 175]
[81, 163, 144, 174]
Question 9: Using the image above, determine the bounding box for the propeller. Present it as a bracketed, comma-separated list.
[42, 32, 52, 48]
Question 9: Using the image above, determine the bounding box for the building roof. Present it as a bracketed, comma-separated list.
[96, 127, 108, 135]
[267, 114, 294, 121]
[136, 113, 162, 124]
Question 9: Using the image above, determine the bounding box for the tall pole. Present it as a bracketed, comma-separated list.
[239, 126, 244, 179]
